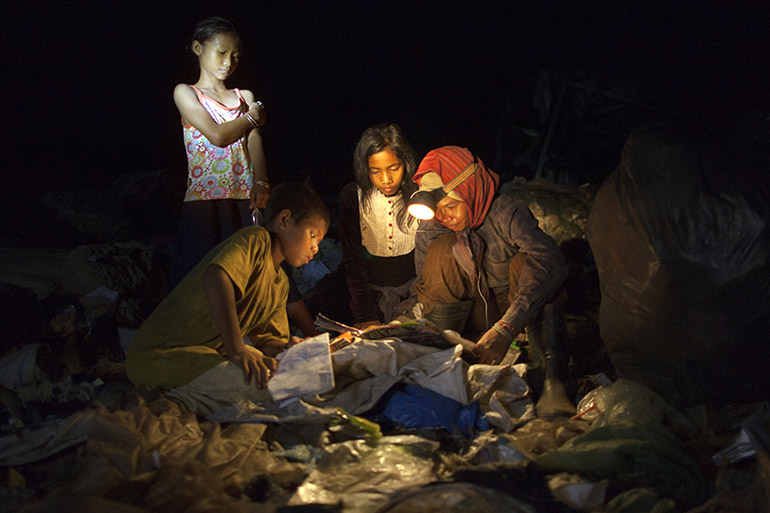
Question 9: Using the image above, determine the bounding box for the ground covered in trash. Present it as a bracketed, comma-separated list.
[1, 172, 768, 513]
[1, 341, 769, 513]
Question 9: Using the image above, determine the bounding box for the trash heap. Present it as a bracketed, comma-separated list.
[1, 146, 769, 512]
[1, 315, 769, 513]
[501, 177, 597, 247]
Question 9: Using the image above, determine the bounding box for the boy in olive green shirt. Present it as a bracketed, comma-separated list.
[127, 183, 329, 414]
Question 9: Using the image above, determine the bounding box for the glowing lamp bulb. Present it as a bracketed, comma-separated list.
[407, 202, 435, 220]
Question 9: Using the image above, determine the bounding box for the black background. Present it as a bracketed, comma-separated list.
[4, 0, 769, 201]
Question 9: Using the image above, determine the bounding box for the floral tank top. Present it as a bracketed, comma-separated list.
[182, 86, 252, 201]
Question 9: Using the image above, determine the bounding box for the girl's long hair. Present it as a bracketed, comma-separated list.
[353, 123, 417, 231]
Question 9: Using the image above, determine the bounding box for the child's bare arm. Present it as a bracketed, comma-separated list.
[240, 90, 265, 126]
[286, 299, 320, 337]
[250, 337, 288, 357]
[240, 90, 269, 209]
[173, 84, 262, 147]
[246, 120, 269, 210]
[202, 264, 276, 387]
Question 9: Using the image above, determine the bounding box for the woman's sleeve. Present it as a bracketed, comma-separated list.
[497, 201, 568, 332]
[338, 185, 380, 323]
[414, 220, 449, 281]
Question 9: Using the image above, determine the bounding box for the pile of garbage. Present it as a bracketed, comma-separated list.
[586, 123, 770, 407]
[1, 321, 768, 512]
[501, 177, 597, 247]
[2, 146, 769, 511]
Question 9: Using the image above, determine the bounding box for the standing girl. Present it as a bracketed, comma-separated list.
[168, 16, 270, 291]
[338, 123, 419, 329]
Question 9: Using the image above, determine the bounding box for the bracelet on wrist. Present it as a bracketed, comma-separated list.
[245, 112, 260, 129]
[492, 321, 517, 342]
[254, 180, 270, 189]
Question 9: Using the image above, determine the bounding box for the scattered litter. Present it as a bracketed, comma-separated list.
[376, 481, 539, 513]
[331, 408, 382, 443]
[535, 381, 709, 508]
[289, 435, 439, 513]
[712, 402, 770, 466]
[462, 430, 528, 464]
[547, 472, 608, 510]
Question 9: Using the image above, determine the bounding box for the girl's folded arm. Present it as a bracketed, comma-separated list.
[173, 83, 253, 147]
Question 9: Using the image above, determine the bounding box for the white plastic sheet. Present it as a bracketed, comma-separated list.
[268, 333, 334, 402]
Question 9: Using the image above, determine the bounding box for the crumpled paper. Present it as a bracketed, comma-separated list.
[268, 333, 334, 402]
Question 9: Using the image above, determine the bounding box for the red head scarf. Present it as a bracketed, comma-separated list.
[413, 147, 501, 300]
[413, 146, 500, 229]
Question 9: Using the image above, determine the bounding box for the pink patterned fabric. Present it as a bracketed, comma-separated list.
[182, 86, 252, 201]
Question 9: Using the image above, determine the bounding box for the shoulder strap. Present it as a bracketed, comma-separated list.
[189, 85, 205, 101]
[234, 88, 248, 111]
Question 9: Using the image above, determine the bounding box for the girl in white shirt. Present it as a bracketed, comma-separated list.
[338, 124, 418, 329]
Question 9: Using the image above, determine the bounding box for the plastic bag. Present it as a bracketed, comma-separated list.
[366, 383, 489, 436]
[289, 435, 439, 513]
[585, 123, 770, 405]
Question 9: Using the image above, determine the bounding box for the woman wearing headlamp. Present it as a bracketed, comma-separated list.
[410, 146, 574, 420]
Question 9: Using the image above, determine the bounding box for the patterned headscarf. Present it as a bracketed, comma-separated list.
[412, 146, 499, 229]
[413, 146, 500, 294]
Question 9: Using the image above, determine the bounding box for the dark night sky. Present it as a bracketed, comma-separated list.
[3, 1, 769, 199]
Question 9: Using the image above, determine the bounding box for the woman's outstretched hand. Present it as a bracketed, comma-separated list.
[473, 328, 512, 365]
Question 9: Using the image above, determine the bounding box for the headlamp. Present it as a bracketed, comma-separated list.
[407, 160, 478, 221]
[407, 188, 447, 220]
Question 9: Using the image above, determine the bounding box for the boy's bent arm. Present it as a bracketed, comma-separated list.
[202, 264, 276, 388]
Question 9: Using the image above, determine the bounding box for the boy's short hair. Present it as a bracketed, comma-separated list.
[262, 182, 330, 228]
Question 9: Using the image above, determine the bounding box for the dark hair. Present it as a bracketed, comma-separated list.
[353, 123, 417, 230]
[189, 16, 240, 50]
[262, 182, 330, 228]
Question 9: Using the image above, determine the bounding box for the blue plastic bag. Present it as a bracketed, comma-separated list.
[367, 383, 489, 436]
